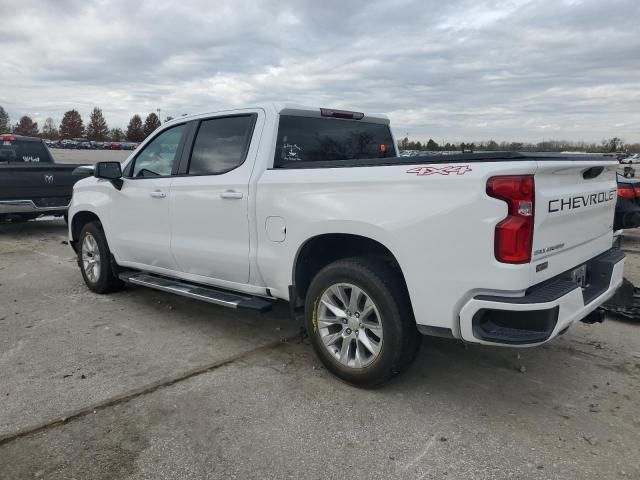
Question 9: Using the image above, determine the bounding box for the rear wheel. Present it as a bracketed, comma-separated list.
[304, 257, 420, 387]
[78, 221, 124, 293]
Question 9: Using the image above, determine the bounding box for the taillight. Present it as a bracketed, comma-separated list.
[618, 186, 635, 200]
[487, 175, 535, 264]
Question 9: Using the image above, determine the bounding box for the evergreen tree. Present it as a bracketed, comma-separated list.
[86, 107, 109, 141]
[109, 128, 124, 142]
[143, 112, 161, 138]
[0, 106, 10, 133]
[59, 110, 85, 138]
[126, 114, 144, 142]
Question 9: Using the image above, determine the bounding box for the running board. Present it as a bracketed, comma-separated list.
[119, 273, 272, 312]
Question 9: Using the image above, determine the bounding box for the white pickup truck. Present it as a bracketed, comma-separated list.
[68, 104, 624, 386]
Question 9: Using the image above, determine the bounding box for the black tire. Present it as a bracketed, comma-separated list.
[304, 257, 420, 387]
[78, 221, 124, 294]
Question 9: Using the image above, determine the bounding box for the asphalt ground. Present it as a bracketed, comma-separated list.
[0, 158, 639, 479]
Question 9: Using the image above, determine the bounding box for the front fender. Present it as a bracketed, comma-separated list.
[68, 178, 113, 242]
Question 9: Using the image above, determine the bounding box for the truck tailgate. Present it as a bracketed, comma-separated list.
[0, 164, 81, 203]
[532, 159, 618, 279]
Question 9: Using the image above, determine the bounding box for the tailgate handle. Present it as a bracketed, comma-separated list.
[582, 166, 604, 180]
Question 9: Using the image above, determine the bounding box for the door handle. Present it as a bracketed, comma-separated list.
[220, 190, 243, 199]
[150, 190, 166, 198]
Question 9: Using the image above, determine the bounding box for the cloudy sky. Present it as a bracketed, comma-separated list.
[2, 0, 639, 143]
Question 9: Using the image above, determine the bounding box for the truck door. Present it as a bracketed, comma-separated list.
[108, 123, 188, 270]
[169, 112, 260, 284]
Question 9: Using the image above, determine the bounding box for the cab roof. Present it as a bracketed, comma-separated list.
[164, 103, 390, 126]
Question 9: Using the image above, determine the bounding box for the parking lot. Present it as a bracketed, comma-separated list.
[0, 156, 639, 479]
[50, 148, 130, 165]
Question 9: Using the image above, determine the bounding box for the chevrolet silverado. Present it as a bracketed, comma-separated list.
[68, 104, 624, 386]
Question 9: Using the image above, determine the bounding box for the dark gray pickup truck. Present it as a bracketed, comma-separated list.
[0, 134, 87, 221]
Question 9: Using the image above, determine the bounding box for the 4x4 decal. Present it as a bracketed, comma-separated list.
[407, 165, 472, 176]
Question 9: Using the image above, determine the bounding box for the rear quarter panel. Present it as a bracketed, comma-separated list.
[255, 160, 539, 332]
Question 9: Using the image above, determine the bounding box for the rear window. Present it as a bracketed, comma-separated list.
[0, 140, 52, 163]
[274, 116, 394, 167]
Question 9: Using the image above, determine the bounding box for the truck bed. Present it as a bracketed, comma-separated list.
[0, 163, 86, 214]
[274, 151, 617, 169]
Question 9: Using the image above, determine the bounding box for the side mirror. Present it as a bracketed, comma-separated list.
[95, 161, 122, 179]
[94, 161, 123, 190]
[72, 165, 95, 176]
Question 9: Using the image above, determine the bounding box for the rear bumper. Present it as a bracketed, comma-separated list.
[459, 248, 625, 346]
[0, 199, 69, 215]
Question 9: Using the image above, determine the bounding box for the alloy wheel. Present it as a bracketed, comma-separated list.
[81, 233, 101, 283]
[316, 283, 384, 368]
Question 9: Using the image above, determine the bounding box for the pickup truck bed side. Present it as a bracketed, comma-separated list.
[255, 156, 620, 339]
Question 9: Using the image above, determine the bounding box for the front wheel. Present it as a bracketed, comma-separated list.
[304, 257, 420, 387]
[78, 221, 124, 293]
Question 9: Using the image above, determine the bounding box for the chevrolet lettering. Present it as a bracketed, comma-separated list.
[548, 190, 616, 213]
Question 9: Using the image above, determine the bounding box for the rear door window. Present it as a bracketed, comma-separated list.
[274, 116, 394, 167]
[187, 115, 255, 175]
[0, 140, 52, 163]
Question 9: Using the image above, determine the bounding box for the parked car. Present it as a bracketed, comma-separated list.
[624, 153, 640, 164]
[615, 173, 640, 230]
[67, 104, 624, 386]
[0, 134, 89, 222]
[616, 152, 638, 163]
